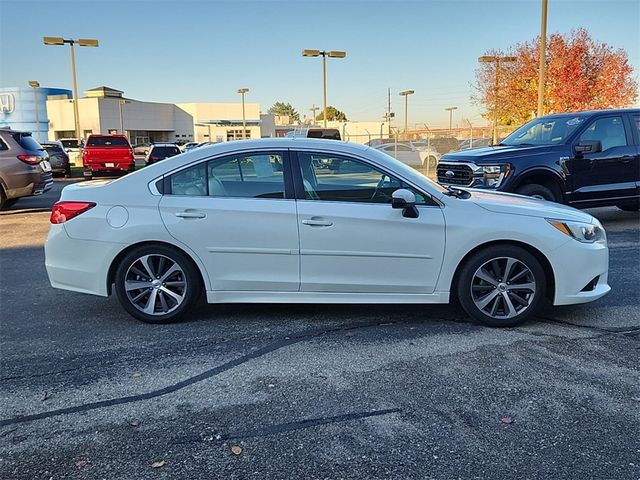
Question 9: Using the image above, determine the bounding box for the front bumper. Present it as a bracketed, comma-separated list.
[45, 225, 125, 297]
[547, 238, 610, 306]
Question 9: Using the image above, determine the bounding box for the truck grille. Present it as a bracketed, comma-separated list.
[437, 163, 474, 186]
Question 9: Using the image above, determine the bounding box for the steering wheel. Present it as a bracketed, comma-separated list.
[371, 175, 394, 201]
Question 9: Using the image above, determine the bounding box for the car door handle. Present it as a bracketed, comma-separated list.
[175, 211, 206, 219]
[302, 219, 333, 227]
[621, 156, 634, 163]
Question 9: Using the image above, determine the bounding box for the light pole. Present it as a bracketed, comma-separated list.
[119, 100, 130, 136]
[399, 90, 414, 138]
[445, 106, 458, 131]
[28, 80, 41, 142]
[43, 37, 98, 143]
[478, 55, 517, 144]
[237, 88, 249, 139]
[537, 0, 548, 117]
[302, 49, 346, 128]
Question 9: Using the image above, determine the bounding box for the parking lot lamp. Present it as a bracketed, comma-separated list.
[119, 100, 130, 136]
[302, 50, 346, 127]
[28, 81, 41, 142]
[478, 55, 517, 144]
[445, 106, 458, 132]
[238, 88, 249, 139]
[399, 90, 415, 138]
[43, 37, 99, 143]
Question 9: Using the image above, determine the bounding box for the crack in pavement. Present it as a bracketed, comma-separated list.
[218, 408, 402, 441]
[536, 315, 640, 334]
[0, 320, 399, 428]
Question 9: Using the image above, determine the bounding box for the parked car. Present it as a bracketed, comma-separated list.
[285, 128, 341, 140]
[0, 127, 53, 209]
[437, 109, 640, 211]
[41, 141, 71, 177]
[429, 137, 461, 154]
[458, 137, 492, 150]
[82, 134, 135, 179]
[181, 142, 199, 152]
[133, 143, 152, 156]
[145, 143, 182, 165]
[60, 138, 81, 165]
[45, 138, 609, 327]
[374, 142, 429, 168]
[409, 141, 442, 168]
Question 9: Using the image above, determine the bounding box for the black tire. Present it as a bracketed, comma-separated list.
[65, 166, 72, 178]
[515, 183, 557, 202]
[428, 156, 438, 169]
[3, 198, 18, 209]
[456, 245, 546, 327]
[114, 244, 202, 324]
[616, 201, 640, 212]
[0, 188, 6, 210]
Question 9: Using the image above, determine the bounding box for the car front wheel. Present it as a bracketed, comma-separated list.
[114, 245, 201, 323]
[457, 245, 546, 327]
[515, 183, 557, 202]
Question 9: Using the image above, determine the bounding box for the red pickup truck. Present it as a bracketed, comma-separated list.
[82, 134, 135, 179]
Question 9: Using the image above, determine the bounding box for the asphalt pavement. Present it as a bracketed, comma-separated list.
[1, 180, 639, 480]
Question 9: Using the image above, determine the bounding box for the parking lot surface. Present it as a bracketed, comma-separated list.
[1, 180, 639, 479]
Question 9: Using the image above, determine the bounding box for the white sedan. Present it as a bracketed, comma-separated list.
[45, 138, 610, 327]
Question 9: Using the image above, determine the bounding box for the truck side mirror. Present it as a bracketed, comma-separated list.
[574, 140, 602, 156]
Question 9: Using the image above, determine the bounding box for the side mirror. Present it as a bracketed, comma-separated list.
[392, 189, 419, 218]
[574, 140, 602, 156]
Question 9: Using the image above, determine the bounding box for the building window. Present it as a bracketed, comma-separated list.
[226, 129, 250, 141]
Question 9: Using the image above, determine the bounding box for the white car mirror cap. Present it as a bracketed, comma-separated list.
[392, 188, 416, 209]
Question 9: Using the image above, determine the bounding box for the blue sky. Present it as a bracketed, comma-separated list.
[1, 0, 638, 127]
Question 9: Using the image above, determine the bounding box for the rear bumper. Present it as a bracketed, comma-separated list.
[45, 225, 125, 297]
[6, 171, 52, 198]
[548, 239, 610, 306]
[84, 161, 135, 173]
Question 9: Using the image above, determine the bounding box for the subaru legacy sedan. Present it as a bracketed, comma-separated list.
[45, 139, 609, 327]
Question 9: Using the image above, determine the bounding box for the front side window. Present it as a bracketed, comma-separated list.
[579, 116, 628, 151]
[297, 152, 431, 204]
[169, 152, 286, 198]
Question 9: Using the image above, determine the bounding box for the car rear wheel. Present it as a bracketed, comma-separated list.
[114, 245, 201, 323]
[457, 245, 546, 327]
[515, 183, 557, 202]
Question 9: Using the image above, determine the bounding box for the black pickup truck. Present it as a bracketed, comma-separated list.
[437, 109, 640, 211]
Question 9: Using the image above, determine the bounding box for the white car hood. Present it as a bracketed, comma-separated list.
[467, 189, 594, 223]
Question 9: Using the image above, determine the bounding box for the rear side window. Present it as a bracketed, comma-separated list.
[12, 133, 43, 151]
[86, 136, 130, 147]
[168, 152, 286, 199]
[633, 115, 640, 139]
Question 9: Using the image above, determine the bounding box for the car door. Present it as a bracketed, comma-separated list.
[566, 114, 638, 205]
[159, 150, 300, 291]
[293, 150, 445, 294]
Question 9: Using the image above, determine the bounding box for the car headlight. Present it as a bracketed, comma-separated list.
[547, 219, 606, 244]
[482, 164, 511, 188]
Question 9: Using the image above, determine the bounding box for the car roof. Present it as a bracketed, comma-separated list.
[542, 108, 640, 119]
[87, 133, 128, 138]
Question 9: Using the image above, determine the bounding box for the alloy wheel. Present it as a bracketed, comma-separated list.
[124, 254, 187, 315]
[470, 256, 536, 320]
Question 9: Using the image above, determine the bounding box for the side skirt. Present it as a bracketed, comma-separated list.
[206, 291, 450, 304]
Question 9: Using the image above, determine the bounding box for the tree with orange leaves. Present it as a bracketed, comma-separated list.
[473, 28, 638, 126]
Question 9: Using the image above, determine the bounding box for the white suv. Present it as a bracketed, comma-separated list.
[44, 139, 609, 326]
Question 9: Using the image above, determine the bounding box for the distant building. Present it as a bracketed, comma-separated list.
[0, 86, 72, 142]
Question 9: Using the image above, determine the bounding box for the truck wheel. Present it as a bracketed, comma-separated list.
[516, 183, 557, 202]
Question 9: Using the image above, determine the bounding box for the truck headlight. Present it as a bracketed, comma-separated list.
[482, 164, 510, 188]
[547, 219, 607, 244]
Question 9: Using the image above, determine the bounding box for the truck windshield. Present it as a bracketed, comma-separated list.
[501, 115, 586, 146]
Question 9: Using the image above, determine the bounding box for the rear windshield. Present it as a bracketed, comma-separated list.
[152, 146, 181, 157]
[86, 136, 130, 147]
[61, 139, 79, 149]
[12, 133, 43, 151]
[42, 144, 63, 153]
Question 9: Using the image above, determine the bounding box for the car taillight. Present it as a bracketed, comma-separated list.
[50, 201, 96, 224]
[17, 155, 43, 165]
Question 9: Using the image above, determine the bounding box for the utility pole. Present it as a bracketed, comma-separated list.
[445, 106, 458, 131]
[478, 55, 517, 144]
[537, 0, 548, 117]
[310, 104, 319, 124]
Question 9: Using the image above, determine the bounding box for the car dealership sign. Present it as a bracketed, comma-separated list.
[0, 93, 16, 113]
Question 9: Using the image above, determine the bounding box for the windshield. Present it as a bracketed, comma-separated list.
[61, 139, 79, 149]
[501, 115, 586, 146]
[86, 136, 130, 147]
